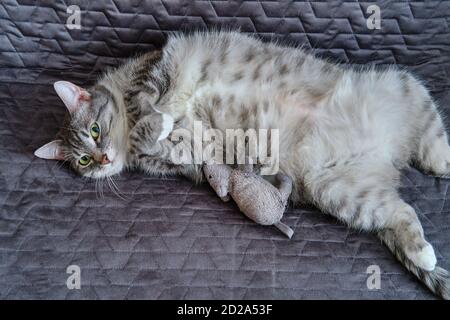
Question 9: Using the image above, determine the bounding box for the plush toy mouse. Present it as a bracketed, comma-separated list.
[203, 163, 294, 238]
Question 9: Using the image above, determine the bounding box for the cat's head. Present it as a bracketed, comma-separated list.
[35, 81, 128, 179]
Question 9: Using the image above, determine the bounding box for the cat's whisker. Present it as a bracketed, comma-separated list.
[106, 177, 119, 199]
[110, 176, 125, 200]
[95, 177, 105, 199]
[101, 177, 105, 199]
[107, 176, 128, 201]
[109, 175, 121, 193]
[97, 179, 101, 199]
[52, 157, 70, 172]
[95, 179, 100, 199]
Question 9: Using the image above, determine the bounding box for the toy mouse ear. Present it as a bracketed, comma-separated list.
[34, 140, 65, 160]
[156, 113, 174, 141]
[54, 81, 91, 114]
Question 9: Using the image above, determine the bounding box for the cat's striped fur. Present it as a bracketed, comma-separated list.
[37, 31, 450, 299]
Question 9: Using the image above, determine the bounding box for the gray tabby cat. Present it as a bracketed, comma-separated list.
[35, 31, 450, 299]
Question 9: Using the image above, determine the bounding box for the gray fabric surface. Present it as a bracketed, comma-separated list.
[1, 0, 450, 299]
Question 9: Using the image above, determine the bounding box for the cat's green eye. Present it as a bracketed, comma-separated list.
[90, 122, 100, 140]
[79, 155, 91, 166]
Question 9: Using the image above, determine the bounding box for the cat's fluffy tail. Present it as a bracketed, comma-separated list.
[378, 229, 450, 300]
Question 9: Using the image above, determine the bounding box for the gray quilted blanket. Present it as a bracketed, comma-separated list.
[1, 0, 450, 299]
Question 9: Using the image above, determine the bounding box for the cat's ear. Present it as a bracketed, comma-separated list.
[157, 113, 174, 141]
[34, 140, 65, 160]
[54, 81, 91, 114]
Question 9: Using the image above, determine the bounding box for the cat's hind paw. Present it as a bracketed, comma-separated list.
[406, 241, 437, 271]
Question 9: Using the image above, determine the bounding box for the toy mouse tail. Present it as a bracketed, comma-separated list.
[274, 222, 294, 239]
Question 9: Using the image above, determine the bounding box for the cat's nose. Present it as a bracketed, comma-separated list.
[101, 154, 110, 165]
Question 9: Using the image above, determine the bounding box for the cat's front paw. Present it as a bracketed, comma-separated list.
[128, 128, 146, 156]
[128, 113, 173, 157]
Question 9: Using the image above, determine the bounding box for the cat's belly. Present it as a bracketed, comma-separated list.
[164, 72, 416, 184]
[279, 88, 418, 195]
